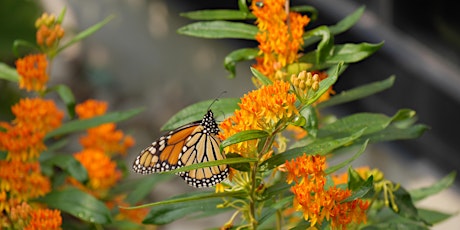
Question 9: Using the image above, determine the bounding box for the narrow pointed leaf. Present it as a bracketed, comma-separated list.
[35, 188, 112, 224]
[418, 208, 453, 225]
[341, 175, 373, 202]
[291, 5, 318, 21]
[40, 154, 88, 182]
[318, 76, 395, 109]
[161, 98, 239, 131]
[318, 113, 391, 138]
[250, 67, 272, 85]
[261, 128, 365, 170]
[325, 139, 369, 174]
[57, 15, 114, 54]
[0, 63, 19, 82]
[224, 48, 258, 78]
[48, 84, 76, 118]
[221, 130, 269, 149]
[177, 21, 258, 40]
[12, 40, 39, 57]
[163, 157, 257, 175]
[180, 9, 254, 20]
[45, 107, 144, 139]
[410, 172, 456, 202]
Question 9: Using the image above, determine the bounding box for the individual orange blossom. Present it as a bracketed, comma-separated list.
[219, 80, 297, 156]
[251, 0, 310, 81]
[0, 161, 51, 213]
[24, 208, 62, 230]
[15, 54, 49, 92]
[286, 154, 369, 228]
[72, 149, 121, 190]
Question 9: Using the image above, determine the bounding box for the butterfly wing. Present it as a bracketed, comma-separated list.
[132, 121, 200, 174]
[178, 125, 229, 187]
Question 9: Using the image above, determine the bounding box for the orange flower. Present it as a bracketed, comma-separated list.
[12, 97, 64, 133]
[16, 54, 49, 92]
[219, 81, 297, 156]
[75, 99, 108, 119]
[75, 99, 135, 155]
[0, 161, 51, 213]
[24, 208, 62, 230]
[72, 149, 121, 190]
[251, 0, 310, 81]
[0, 98, 64, 161]
[286, 154, 369, 228]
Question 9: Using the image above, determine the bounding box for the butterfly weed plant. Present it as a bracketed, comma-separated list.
[0, 2, 456, 230]
[127, 1, 457, 230]
[0, 9, 149, 229]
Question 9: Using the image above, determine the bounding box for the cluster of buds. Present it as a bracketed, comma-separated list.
[290, 70, 320, 101]
[35, 13, 64, 48]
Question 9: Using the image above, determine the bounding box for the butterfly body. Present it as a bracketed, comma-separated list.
[132, 110, 228, 188]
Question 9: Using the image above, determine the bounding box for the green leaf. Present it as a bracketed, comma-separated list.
[360, 124, 428, 144]
[238, 0, 250, 13]
[300, 106, 318, 138]
[40, 154, 88, 182]
[306, 63, 341, 105]
[12, 40, 39, 57]
[342, 175, 373, 202]
[291, 5, 318, 21]
[161, 98, 239, 131]
[48, 84, 76, 118]
[221, 129, 269, 149]
[125, 190, 245, 210]
[225, 153, 251, 171]
[0, 62, 19, 82]
[180, 9, 254, 20]
[304, 26, 333, 65]
[57, 15, 114, 55]
[250, 67, 272, 85]
[418, 208, 453, 225]
[56, 7, 67, 24]
[327, 42, 383, 63]
[393, 186, 424, 223]
[224, 48, 258, 78]
[177, 21, 258, 40]
[303, 6, 365, 47]
[35, 188, 112, 224]
[164, 157, 257, 175]
[112, 175, 172, 205]
[325, 140, 369, 175]
[45, 107, 144, 140]
[317, 76, 395, 109]
[317, 113, 391, 138]
[260, 128, 365, 170]
[410, 172, 456, 202]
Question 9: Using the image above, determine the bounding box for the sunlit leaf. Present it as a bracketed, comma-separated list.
[164, 157, 257, 175]
[0, 62, 19, 82]
[221, 129, 269, 149]
[180, 9, 254, 20]
[250, 67, 272, 85]
[35, 188, 112, 224]
[177, 21, 257, 40]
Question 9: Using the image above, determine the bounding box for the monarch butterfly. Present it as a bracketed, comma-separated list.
[132, 110, 228, 188]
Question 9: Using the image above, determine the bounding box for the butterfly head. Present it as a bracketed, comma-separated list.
[201, 110, 219, 135]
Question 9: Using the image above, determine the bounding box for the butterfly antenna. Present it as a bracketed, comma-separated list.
[207, 91, 227, 111]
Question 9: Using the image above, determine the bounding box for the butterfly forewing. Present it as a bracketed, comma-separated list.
[132, 110, 228, 188]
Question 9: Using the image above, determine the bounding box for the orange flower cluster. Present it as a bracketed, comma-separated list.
[0, 161, 51, 213]
[219, 81, 297, 155]
[0, 98, 64, 161]
[75, 99, 135, 156]
[285, 154, 369, 228]
[15, 54, 49, 92]
[24, 208, 62, 230]
[251, 0, 310, 81]
[35, 13, 64, 48]
[72, 149, 121, 191]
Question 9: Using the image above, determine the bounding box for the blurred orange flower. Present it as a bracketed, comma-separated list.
[35, 13, 64, 48]
[15, 54, 49, 92]
[24, 208, 62, 230]
[72, 149, 121, 191]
